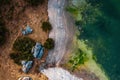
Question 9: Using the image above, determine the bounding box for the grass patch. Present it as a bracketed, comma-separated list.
[13, 37, 35, 53]
[69, 49, 88, 71]
[10, 52, 34, 65]
[66, 7, 78, 15]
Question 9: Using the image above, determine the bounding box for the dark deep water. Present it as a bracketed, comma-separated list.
[79, 0, 120, 80]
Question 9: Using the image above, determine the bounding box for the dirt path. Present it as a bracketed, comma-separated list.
[46, 0, 75, 65]
[42, 0, 100, 80]
[0, 0, 48, 80]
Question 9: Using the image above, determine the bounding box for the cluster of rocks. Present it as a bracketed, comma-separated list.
[21, 26, 44, 73]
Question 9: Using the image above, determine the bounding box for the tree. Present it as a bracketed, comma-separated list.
[13, 37, 35, 53]
[11, 37, 35, 65]
[41, 22, 52, 32]
[10, 52, 34, 65]
[44, 38, 54, 50]
[69, 49, 88, 71]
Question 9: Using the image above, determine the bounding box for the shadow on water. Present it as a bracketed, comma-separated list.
[79, 0, 120, 80]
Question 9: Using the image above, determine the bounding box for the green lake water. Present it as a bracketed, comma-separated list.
[79, 0, 120, 80]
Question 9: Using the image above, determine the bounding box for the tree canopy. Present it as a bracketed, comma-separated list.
[41, 22, 52, 32]
[69, 49, 88, 71]
[10, 37, 35, 65]
[10, 52, 34, 65]
[44, 38, 54, 50]
[13, 37, 35, 53]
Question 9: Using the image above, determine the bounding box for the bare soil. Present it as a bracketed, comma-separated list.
[0, 0, 48, 80]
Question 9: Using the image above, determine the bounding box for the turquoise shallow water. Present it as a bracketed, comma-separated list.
[79, 0, 120, 80]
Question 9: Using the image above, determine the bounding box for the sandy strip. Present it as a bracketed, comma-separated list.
[41, 67, 83, 80]
[41, 0, 83, 80]
[46, 0, 75, 65]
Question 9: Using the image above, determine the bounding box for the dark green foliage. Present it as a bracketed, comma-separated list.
[41, 22, 52, 32]
[11, 37, 35, 65]
[25, 0, 45, 6]
[67, 0, 102, 26]
[44, 38, 54, 50]
[10, 53, 21, 65]
[0, 5, 7, 46]
[0, 25, 7, 45]
[75, 20, 83, 26]
[10, 52, 34, 65]
[0, 0, 10, 5]
[13, 37, 35, 53]
[69, 49, 88, 71]
[66, 7, 78, 15]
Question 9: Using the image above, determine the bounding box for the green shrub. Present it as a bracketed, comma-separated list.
[41, 22, 52, 32]
[66, 7, 78, 16]
[44, 38, 54, 50]
[11, 37, 35, 65]
[69, 49, 88, 71]
[13, 37, 35, 53]
[10, 52, 34, 65]
[25, 0, 45, 6]
[10, 53, 21, 65]
[11, 37, 40, 65]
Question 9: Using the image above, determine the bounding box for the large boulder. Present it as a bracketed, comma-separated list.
[21, 61, 33, 73]
[32, 42, 44, 59]
[22, 25, 33, 35]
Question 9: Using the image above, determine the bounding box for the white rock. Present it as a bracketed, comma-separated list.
[41, 68, 83, 80]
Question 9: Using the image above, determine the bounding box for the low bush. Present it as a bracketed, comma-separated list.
[13, 37, 35, 53]
[69, 49, 88, 71]
[11, 37, 35, 65]
[10, 52, 34, 65]
[41, 22, 52, 32]
[44, 38, 54, 50]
